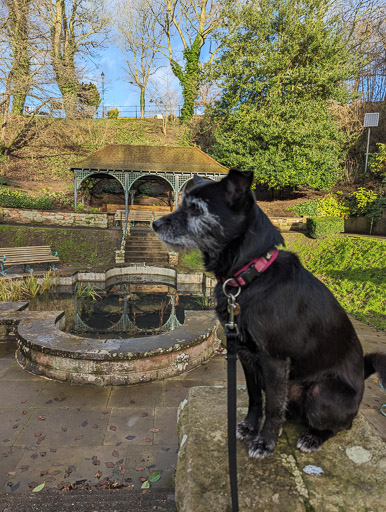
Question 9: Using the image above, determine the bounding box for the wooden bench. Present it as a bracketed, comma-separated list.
[153, 211, 168, 221]
[114, 210, 153, 227]
[0, 246, 59, 275]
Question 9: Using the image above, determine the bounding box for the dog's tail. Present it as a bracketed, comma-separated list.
[364, 353, 386, 386]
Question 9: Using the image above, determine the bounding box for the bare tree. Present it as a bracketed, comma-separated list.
[115, 0, 163, 119]
[35, 0, 108, 118]
[145, 0, 226, 121]
[148, 69, 181, 135]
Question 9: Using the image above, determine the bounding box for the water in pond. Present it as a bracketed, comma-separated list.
[28, 277, 211, 339]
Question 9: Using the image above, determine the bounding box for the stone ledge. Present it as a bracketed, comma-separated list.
[176, 386, 386, 512]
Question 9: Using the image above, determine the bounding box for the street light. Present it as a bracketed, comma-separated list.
[363, 113, 379, 173]
[101, 71, 105, 119]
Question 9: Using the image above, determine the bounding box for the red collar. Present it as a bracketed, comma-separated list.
[221, 249, 279, 287]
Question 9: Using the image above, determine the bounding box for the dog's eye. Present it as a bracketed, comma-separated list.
[189, 204, 202, 216]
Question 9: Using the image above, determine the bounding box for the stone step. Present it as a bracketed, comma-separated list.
[176, 386, 386, 512]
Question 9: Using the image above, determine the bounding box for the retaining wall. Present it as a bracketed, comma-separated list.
[0, 207, 114, 228]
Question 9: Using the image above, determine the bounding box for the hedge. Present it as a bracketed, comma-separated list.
[306, 216, 344, 238]
[0, 188, 53, 210]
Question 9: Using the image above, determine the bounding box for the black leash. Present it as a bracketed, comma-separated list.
[223, 281, 241, 512]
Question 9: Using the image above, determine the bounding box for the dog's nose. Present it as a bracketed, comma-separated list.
[153, 219, 161, 232]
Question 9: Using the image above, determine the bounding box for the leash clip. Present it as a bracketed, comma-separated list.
[223, 279, 241, 333]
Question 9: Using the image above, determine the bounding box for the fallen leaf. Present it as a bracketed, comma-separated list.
[125, 435, 136, 441]
[32, 482, 45, 492]
[50, 470, 61, 476]
[81, 420, 88, 427]
[149, 472, 161, 483]
[141, 480, 150, 489]
[12, 425, 18, 430]
[74, 435, 83, 441]
[40, 452, 46, 457]
[91, 424, 99, 429]
[105, 462, 114, 468]
[11, 482, 20, 492]
[7, 472, 16, 477]
[38, 416, 46, 421]
[20, 465, 29, 473]
[139, 477, 147, 483]
[22, 410, 28, 415]
[34, 432, 42, 437]
[149, 428, 159, 433]
[94, 470, 102, 479]
[109, 425, 117, 431]
[112, 450, 119, 458]
[135, 466, 145, 472]
[143, 438, 152, 443]
[40, 470, 48, 477]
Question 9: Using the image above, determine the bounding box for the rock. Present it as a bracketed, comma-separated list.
[176, 386, 386, 512]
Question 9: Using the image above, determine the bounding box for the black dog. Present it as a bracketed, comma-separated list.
[153, 168, 386, 458]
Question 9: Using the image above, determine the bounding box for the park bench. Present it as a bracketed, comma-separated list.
[153, 211, 167, 221]
[0, 246, 59, 275]
[114, 210, 153, 227]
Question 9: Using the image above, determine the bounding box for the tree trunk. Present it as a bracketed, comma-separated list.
[140, 86, 145, 119]
[7, 0, 32, 115]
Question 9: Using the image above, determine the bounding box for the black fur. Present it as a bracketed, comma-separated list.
[153, 168, 386, 458]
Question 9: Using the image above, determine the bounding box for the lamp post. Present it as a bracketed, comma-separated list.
[363, 113, 379, 173]
[101, 71, 105, 119]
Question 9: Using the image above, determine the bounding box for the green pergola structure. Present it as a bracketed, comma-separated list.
[71, 145, 228, 216]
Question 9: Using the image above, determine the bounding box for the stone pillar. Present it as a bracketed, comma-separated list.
[168, 251, 179, 266]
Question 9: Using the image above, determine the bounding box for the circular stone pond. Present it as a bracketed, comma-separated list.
[0, 266, 218, 386]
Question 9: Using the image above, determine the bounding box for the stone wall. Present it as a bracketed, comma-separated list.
[345, 210, 386, 236]
[0, 207, 114, 228]
[270, 217, 306, 232]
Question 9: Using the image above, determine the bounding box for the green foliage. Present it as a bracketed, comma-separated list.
[285, 234, 386, 330]
[75, 282, 101, 300]
[177, 249, 204, 272]
[79, 82, 101, 109]
[0, 176, 12, 186]
[211, 0, 357, 190]
[0, 187, 53, 210]
[291, 188, 385, 220]
[345, 188, 383, 218]
[76, 203, 85, 212]
[289, 195, 349, 218]
[306, 216, 344, 238]
[0, 272, 53, 302]
[107, 108, 119, 119]
[369, 143, 386, 177]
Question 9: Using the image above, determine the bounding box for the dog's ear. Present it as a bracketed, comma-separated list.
[193, 174, 205, 185]
[223, 168, 253, 208]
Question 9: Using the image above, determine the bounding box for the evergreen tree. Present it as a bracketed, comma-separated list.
[211, 0, 359, 190]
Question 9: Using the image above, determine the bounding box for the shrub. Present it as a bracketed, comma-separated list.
[306, 216, 344, 238]
[107, 108, 119, 119]
[346, 188, 382, 218]
[0, 188, 53, 210]
[369, 143, 386, 178]
[289, 195, 349, 218]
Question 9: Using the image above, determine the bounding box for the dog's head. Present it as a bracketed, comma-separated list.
[153, 168, 255, 256]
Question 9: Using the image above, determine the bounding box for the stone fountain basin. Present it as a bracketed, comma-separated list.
[0, 302, 217, 386]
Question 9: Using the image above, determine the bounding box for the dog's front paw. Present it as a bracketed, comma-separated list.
[236, 420, 260, 441]
[296, 431, 324, 453]
[248, 436, 275, 459]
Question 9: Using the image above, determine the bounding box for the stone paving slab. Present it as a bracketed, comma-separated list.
[176, 386, 386, 512]
[0, 316, 385, 505]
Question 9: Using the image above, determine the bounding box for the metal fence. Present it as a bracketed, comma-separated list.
[97, 105, 204, 119]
